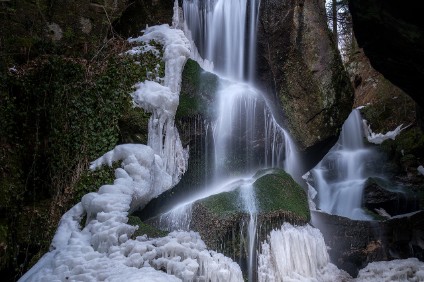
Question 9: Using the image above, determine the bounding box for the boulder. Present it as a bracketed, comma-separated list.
[257, 0, 354, 163]
[139, 59, 219, 218]
[0, 0, 128, 63]
[190, 169, 310, 259]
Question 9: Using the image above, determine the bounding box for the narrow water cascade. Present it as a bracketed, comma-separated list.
[308, 109, 375, 220]
[240, 183, 258, 282]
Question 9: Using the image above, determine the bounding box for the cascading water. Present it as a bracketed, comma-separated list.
[151, 1, 303, 280]
[183, 0, 260, 80]
[309, 109, 374, 220]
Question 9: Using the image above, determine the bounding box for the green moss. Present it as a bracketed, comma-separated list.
[197, 169, 310, 221]
[253, 169, 310, 221]
[177, 59, 218, 119]
[72, 163, 119, 205]
[127, 216, 167, 238]
[0, 38, 164, 277]
[198, 190, 242, 218]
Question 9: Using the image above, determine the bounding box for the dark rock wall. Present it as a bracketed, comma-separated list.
[349, 0, 424, 114]
[257, 0, 354, 162]
[312, 210, 424, 277]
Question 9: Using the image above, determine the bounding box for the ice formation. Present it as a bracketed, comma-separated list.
[362, 119, 409, 145]
[258, 223, 351, 282]
[129, 24, 190, 185]
[355, 258, 424, 282]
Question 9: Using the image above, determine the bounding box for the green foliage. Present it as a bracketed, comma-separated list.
[72, 163, 119, 205]
[199, 190, 242, 218]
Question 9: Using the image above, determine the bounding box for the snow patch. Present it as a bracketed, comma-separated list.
[129, 24, 190, 185]
[20, 22, 242, 282]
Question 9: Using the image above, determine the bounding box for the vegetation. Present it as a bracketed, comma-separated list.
[196, 169, 310, 221]
[0, 38, 164, 279]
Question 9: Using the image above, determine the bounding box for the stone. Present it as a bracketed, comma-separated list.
[312, 210, 424, 277]
[349, 0, 424, 118]
[363, 177, 420, 217]
[257, 0, 354, 166]
[190, 169, 310, 258]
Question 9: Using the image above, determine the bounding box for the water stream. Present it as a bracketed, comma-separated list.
[309, 109, 375, 220]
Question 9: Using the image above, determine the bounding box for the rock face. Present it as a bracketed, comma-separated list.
[349, 0, 424, 122]
[0, 0, 128, 63]
[113, 0, 174, 38]
[190, 169, 310, 262]
[257, 0, 354, 159]
[312, 210, 424, 277]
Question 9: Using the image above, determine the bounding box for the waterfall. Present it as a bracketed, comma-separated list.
[152, 1, 303, 280]
[183, 0, 260, 80]
[309, 109, 373, 220]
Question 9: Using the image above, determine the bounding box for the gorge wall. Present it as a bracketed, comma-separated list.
[257, 0, 354, 167]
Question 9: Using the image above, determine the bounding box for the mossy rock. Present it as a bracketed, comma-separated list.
[190, 169, 310, 261]
[253, 169, 310, 220]
[177, 59, 219, 119]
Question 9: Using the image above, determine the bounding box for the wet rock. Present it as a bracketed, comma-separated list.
[257, 0, 354, 164]
[312, 210, 424, 277]
[363, 176, 420, 217]
[190, 169, 310, 259]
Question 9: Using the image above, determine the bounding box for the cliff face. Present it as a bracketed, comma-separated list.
[257, 0, 354, 163]
[349, 0, 424, 126]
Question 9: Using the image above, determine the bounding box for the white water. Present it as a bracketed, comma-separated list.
[309, 109, 373, 220]
[183, 0, 260, 80]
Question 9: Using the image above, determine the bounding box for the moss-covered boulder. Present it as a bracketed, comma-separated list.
[190, 169, 310, 261]
[177, 59, 219, 120]
[257, 0, 354, 158]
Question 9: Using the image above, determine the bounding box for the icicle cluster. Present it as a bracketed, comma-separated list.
[130, 24, 191, 185]
[258, 223, 350, 282]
